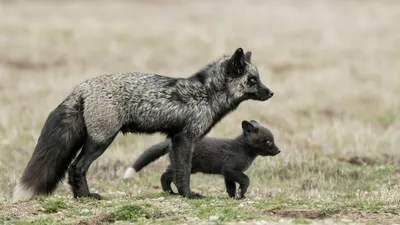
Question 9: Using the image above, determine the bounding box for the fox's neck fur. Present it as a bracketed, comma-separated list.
[184, 55, 241, 106]
[175, 56, 245, 136]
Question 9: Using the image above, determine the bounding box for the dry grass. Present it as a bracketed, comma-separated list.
[0, 0, 400, 224]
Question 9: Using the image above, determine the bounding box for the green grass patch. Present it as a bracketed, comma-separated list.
[131, 191, 170, 200]
[189, 197, 257, 221]
[254, 196, 397, 216]
[13, 216, 53, 225]
[344, 200, 385, 213]
[41, 199, 68, 213]
[112, 203, 163, 222]
[254, 197, 329, 211]
[251, 157, 398, 196]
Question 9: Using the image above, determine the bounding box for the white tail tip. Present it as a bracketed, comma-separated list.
[12, 182, 35, 203]
[123, 167, 136, 180]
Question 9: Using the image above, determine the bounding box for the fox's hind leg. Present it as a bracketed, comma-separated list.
[160, 166, 176, 195]
[224, 178, 236, 198]
[68, 134, 117, 199]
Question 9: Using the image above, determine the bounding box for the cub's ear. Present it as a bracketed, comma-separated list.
[245, 51, 252, 63]
[249, 120, 259, 124]
[228, 47, 246, 75]
[242, 120, 259, 133]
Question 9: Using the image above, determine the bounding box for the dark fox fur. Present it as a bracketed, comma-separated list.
[124, 120, 280, 199]
[12, 48, 274, 202]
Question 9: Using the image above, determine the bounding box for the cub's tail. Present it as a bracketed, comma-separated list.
[123, 140, 171, 180]
[12, 93, 86, 203]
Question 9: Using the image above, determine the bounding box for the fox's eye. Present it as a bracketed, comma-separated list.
[266, 140, 272, 145]
[248, 77, 257, 85]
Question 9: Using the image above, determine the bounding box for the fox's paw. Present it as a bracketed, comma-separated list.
[88, 193, 103, 200]
[228, 194, 236, 199]
[187, 192, 205, 199]
[235, 195, 246, 200]
[165, 190, 179, 195]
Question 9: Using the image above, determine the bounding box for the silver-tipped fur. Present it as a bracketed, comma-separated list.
[12, 182, 35, 203]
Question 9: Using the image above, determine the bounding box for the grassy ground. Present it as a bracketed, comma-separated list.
[1, 0, 400, 224]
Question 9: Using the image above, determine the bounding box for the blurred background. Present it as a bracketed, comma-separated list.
[1, 0, 399, 209]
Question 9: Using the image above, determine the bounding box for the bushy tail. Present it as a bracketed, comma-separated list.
[123, 140, 171, 180]
[12, 94, 86, 203]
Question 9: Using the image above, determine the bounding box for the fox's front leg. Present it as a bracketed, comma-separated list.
[170, 134, 205, 199]
[224, 177, 236, 198]
[223, 170, 250, 200]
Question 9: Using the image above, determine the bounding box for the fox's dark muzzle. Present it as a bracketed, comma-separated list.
[255, 84, 274, 101]
[262, 148, 280, 156]
[270, 144, 281, 155]
[272, 149, 281, 156]
[269, 148, 280, 156]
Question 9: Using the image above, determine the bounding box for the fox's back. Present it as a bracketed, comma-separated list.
[74, 72, 210, 134]
[75, 72, 174, 98]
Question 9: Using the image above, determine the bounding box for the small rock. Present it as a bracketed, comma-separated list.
[80, 208, 90, 214]
[238, 203, 245, 207]
[157, 197, 165, 201]
[279, 218, 292, 223]
[186, 217, 200, 222]
[209, 215, 219, 221]
[318, 219, 335, 225]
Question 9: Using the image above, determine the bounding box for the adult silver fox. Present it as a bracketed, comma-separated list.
[12, 47, 274, 202]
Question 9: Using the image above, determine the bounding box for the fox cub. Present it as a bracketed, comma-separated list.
[124, 120, 280, 199]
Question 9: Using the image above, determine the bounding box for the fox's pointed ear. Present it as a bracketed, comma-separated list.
[229, 48, 246, 74]
[245, 51, 252, 63]
[242, 120, 258, 133]
[250, 120, 259, 125]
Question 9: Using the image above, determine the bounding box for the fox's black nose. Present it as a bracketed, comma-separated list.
[269, 91, 274, 98]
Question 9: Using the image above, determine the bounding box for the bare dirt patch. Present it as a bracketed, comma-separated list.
[333, 211, 400, 224]
[260, 207, 400, 223]
[260, 208, 335, 220]
[277, 208, 331, 219]
[77, 212, 115, 225]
